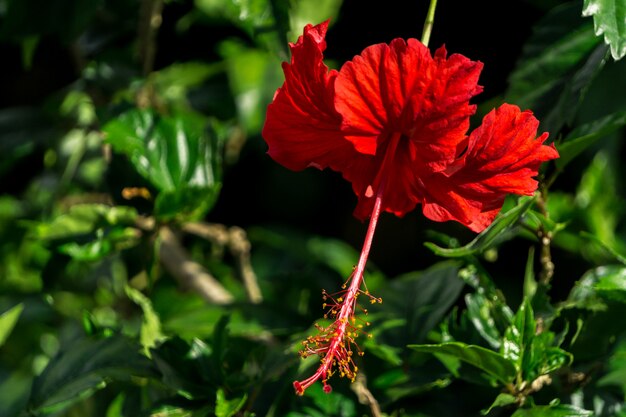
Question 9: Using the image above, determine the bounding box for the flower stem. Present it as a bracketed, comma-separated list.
[294, 186, 385, 395]
[421, 0, 438, 47]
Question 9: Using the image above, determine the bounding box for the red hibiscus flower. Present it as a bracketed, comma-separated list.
[262, 21, 558, 395]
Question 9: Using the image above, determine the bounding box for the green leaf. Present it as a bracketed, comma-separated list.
[104, 110, 220, 191]
[583, 0, 626, 60]
[592, 265, 626, 303]
[35, 204, 137, 240]
[465, 293, 502, 349]
[0, 303, 23, 347]
[195, 0, 289, 57]
[511, 404, 593, 417]
[125, 286, 166, 356]
[301, 383, 356, 417]
[501, 300, 572, 381]
[502, 299, 536, 375]
[307, 236, 385, 290]
[482, 393, 517, 415]
[288, 0, 343, 41]
[576, 152, 622, 247]
[408, 342, 516, 385]
[425, 197, 535, 257]
[556, 110, 626, 169]
[152, 62, 224, 108]
[579, 231, 626, 266]
[33, 204, 140, 261]
[524, 247, 538, 300]
[215, 389, 247, 417]
[154, 186, 221, 222]
[507, 3, 600, 111]
[598, 337, 626, 395]
[0, 371, 32, 417]
[541, 43, 609, 134]
[104, 109, 224, 221]
[379, 262, 465, 346]
[219, 40, 283, 135]
[27, 336, 156, 415]
[150, 337, 215, 400]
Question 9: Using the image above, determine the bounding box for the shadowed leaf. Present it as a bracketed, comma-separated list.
[408, 342, 516, 384]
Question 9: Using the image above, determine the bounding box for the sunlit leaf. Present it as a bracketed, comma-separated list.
[592, 265, 626, 303]
[125, 286, 166, 356]
[195, 0, 289, 57]
[35, 204, 137, 240]
[0, 303, 23, 347]
[582, 0, 626, 60]
[408, 342, 516, 384]
[33, 204, 140, 261]
[219, 40, 283, 135]
[576, 152, 623, 248]
[215, 389, 247, 417]
[425, 197, 535, 257]
[104, 109, 224, 221]
[288, 0, 343, 41]
[502, 299, 536, 375]
[482, 393, 517, 415]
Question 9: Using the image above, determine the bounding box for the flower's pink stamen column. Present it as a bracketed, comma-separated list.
[293, 185, 384, 395]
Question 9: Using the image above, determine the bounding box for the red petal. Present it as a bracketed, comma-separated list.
[421, 104, 559, 232]
[334, 39, 483, 172]
[460, 104, 559, 195]
[350, 133, 423, 220]
[262, 21, 358, 172]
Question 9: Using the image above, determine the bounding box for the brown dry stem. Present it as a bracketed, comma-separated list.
[159, 226, 234, 304]
[183, 222, 262, 303]
[350, 372, 382, 417]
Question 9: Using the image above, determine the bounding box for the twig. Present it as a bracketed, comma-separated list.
[350, 372, 382, 417]
[421, 0, 438, 47]
[228, 226, 263, 304]
[536, 189, 554, 286]
[183, 222, 263, 304]
[182, 222, 229, 246]
[138, 0, 164, 75]
[159, 226, 234, 304]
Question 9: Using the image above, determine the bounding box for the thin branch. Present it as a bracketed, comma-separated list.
[421, 0, 438, 47]
[182, 222, 229, 246]
[183, 222, 263, 304]
[536, 188, 554, 286]
[228, 226, 263, 304]
[350, 372, 382, 417]
[159, 226, 234, 304]
[138, 0, 164, 75]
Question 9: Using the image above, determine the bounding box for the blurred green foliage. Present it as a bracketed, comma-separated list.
[0, 0, 625, 416]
